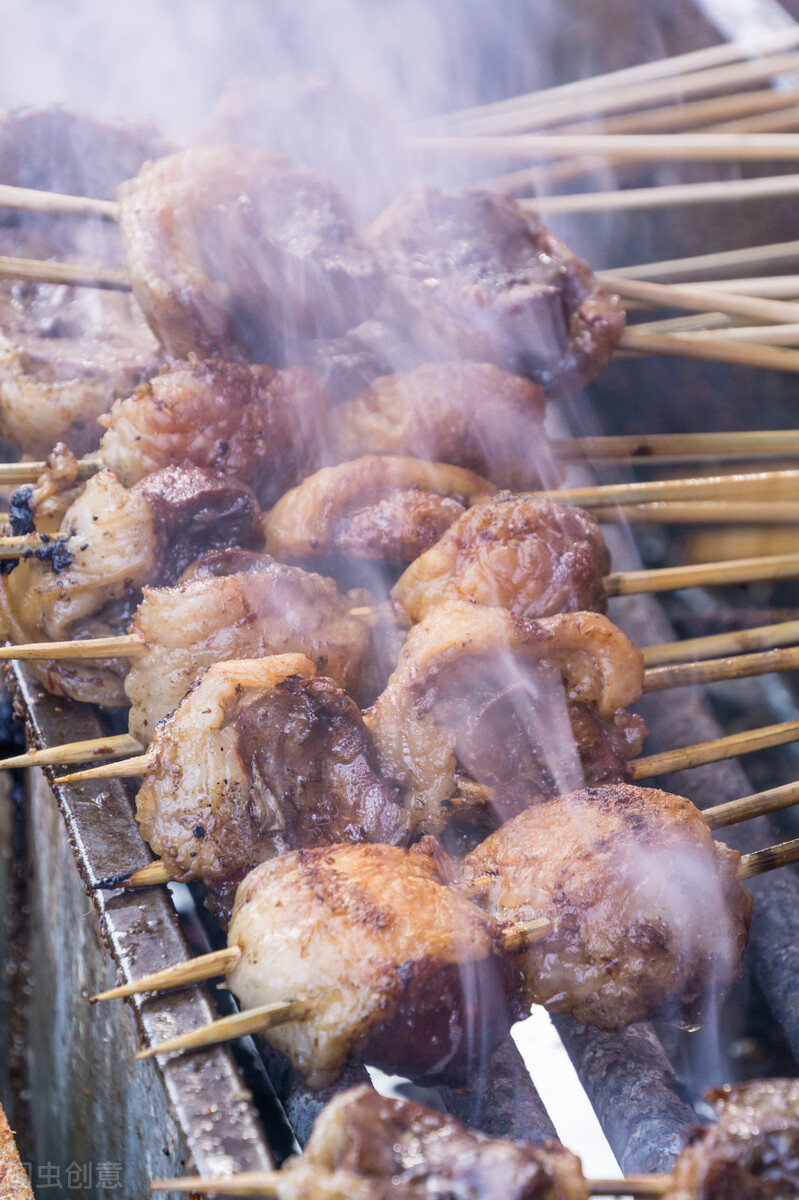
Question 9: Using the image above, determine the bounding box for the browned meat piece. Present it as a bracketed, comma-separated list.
[365, 601, 645, 831]
[136, 655, 410, 910]
[331, 362, 557, 491]
[277, 1086, 587, 1200]
[0, 1103, 34, 1200]
[302, 319, 412, 406]
[0, 467, 262, 707]
[7, 443, 83, 535]
[665, 1079, 799, 1200]
[393, 494, 609, 622]
[365, 190, 624, 395]
[99, 357, 328, 505]
[117, 146, 383, 363]
[461, 784, 752, 1031]
[227, 841, 510, 1087]
[0, 111, 164, 456]
[124, 561, 371, 742]
[202, 73, 403, 222]
[264, 456, 495, 564]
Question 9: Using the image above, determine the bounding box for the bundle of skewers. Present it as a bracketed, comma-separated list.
[5, 26, 799, 1196]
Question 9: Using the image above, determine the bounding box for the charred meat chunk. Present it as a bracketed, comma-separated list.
[99, 356, 328, 506]
[117, 146, 383, 363]
[366, 189, 624, 395]
[331, 362, 556, 491]
[461, 784, 752, 1031]
[227, 841, 510, 1087]
[393, 494, 609, 622]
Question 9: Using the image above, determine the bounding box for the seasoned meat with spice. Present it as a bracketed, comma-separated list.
[365, 601, 645, 832]
[461, 784, 752, 1031]
[226, 841, 510, 1087]
[331, 362, 556, 491]
[264, 456, 495, 564]
[365, 189, 624, 395]
[124, 560, 371, 741]
[0, 466, 261, 706]
[136, 655, 410, 908]
[276, 1086, 588, 1200]
[665, 1079, 799, 1200]
[117, 146, 382, 362]
[393, 494, 609, 622]
[99, 357, 327, 505]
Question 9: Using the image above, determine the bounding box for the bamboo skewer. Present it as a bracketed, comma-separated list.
[553, 430, 799, 464]
[0, 184, 118, 220]
[407, 132, 799, 165]
[642, 644, 799, 692]
[521, 174, 799, 214]
[704, 780, 799, 830]
[0, 733, 143, 771]
[0, 633, 145, 661]
[609, 240, 799, 281]
[0, 255, 129, 291]
[599, 500, 799, 523]
[96, 860, 172, 891]
[431, 29, 799, 128]
[431, 47, 799, 136]
[0, 455, 100, 485]
[539, 468, 799, 508]
[135, 999, 312, 1061]
[150, 1170, 674, 1196]
[737, 836, 799, 879]
[605, 553, 799, 596]
[624, 327, 799, 370]
[642, 619, 799, 666]
[601, 275, 799, 325]
[629, 719, 799, 780]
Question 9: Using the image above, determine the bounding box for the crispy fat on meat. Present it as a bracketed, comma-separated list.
[264, 456, 495, 563]
[330, 362, 555, 491]
[117, 146, 382, 362]
[276, 1085, 588, 1200]
[136, 655, 410, 907]
[365, 189, 624, 395]
[393, 494, 610, 622]
[461, 785, 752, 1031]
[124, 561, 371, 742]
[227, 842, 510, 1088]
[365, 601, 645, 831]
[0, 467, 262, 706]
[99, 357, 327, 505]
[665, 1079, 799, 1200]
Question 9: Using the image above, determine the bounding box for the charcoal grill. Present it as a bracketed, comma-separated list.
[3, 0, 799, 1195]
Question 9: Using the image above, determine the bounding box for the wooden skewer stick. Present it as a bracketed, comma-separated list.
[738, 836, 799, 879]
[0, 184, 118, 220]
[704, 780, 799, 831]
[585, 1178, 671, 1198]
[92, 946, 242, 1003]
[538, 468, 799, 509]
[618, 332, 799, 374]
[136, 999, 312, 1061]
[0, 455, 100, 485]
[520, 173, 799, 215]
[642, 619, 799, 667]
[630, 719, 799, 780]
[603, 275, 799, 325]
[0, 733, 143, 771]
[597, 501, 799, 524]
[0, 534, 60, 558]
[660, 324, 799, 346]
[609, 239, 799, 282]
[642, 644, 799, 692]
[55, 753, 153, 784]
[150, 1170, 673, 1196]
[605, 552, 799, 597]
[93, 860, 172, 891]
[553, 430, 799, 465]
[0, 255, 129, 291]
[434, 47, 799, 136]
[0, 633, 145, 661]
[432, 28, 799, 127]
[407, 132, 799, 165]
